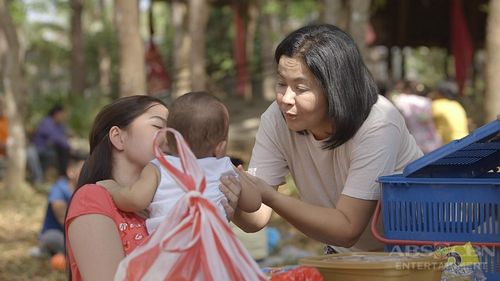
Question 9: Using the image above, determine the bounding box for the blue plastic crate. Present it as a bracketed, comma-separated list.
[376, 117, 500, 279]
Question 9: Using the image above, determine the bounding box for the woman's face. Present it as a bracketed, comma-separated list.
[276, 56, 332, 139]
[121, 103, 168, 167]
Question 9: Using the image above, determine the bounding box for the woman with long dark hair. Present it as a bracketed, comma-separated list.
[65, 95, 168, 280]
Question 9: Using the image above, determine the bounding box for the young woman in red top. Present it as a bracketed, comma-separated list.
[65, 95, 169, 281]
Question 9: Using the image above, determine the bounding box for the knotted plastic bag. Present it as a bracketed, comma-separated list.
[114, 128, 267, 281]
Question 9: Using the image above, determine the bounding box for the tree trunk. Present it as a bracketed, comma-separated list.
[114, 0, 146, 96]
[97, 0, 111, 97]
[234, 3, 251, 101]
[485, 0, 500, 123]
[347, 0, 371, 58]
[259, 0, 278, 101]
[321, 0, 371, 60]
[0, 0, 27, 195]
[188, 0, 209, 91]
[70, 0, 85, 96]
[242, 0, 258, 102]
[171, 0, 191, 98]
[321, 0, 348, 30]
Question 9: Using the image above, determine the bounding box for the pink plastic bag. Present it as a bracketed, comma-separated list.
[114, 128, 267, 281]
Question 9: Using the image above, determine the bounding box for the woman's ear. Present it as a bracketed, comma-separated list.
[109, 126, 125, 151]
[213, 140, 227, 158]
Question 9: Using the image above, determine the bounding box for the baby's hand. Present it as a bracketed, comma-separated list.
[97, 179, 120, 193]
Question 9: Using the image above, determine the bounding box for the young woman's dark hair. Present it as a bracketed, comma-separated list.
[76, 95, 167, 188]
[66, 95, 167, 280]
[274, 24, 378, 149]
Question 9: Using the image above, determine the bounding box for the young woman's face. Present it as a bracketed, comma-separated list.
[122, 103, 168, 167]
[276, 56, 332, 139]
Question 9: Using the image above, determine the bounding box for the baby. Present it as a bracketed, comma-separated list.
[99, 91, 261, 234]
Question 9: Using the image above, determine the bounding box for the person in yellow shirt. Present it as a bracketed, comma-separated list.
[429, 80, 469, 144]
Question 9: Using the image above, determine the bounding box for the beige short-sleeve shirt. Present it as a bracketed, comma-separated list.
[249, 95, 422, 251]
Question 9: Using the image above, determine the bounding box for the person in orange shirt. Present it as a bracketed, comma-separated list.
[0, 113, 8, 157]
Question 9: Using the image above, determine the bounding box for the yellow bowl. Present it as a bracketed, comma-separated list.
[299, 252, 445, 281]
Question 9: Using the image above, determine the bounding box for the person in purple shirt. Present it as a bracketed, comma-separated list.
[32, 104, 71, 177]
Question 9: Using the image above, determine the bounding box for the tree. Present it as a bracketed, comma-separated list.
[171, 0, 191, 98]
[70, 0, 85, 96]
[321, 0, 371, 58]
[0, 0, 28, 195]
[321, 0, 348, 29]
[485, 0, 500, 122]
[114, 0, 146, 96]
[259, 0, 280, 101]
[188, 0, 209, 91]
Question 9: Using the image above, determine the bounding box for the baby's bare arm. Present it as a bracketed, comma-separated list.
[97, 163, 160, 212]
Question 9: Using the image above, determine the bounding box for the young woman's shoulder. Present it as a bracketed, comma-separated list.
[67, 184, 117, 221]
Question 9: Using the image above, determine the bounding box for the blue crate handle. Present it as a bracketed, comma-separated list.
[370, 201, 500, 247]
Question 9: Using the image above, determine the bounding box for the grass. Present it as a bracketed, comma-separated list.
[0, 183, 66, 281]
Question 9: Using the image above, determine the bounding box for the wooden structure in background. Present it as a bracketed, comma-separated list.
[370, 0, 487, 48]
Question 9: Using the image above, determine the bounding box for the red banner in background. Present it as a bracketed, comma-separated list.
[145, 40, 170, 96]
[451, 0, 474, 95]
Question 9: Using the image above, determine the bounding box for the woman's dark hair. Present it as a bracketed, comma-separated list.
[66, 95, 166, 280]
[76, 95, 167, 188]
[274, 24, 378, 149]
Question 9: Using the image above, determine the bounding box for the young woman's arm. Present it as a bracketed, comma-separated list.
[98, 163, 160, 212]
[68, 214, 124, 281]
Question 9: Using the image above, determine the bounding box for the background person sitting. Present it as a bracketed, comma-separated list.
[32, 104, 71, 179]
[390, 80, 442, 154]
[29, 155, 85, 259]
[428, 80, 469, 144]
[0, 102, 8, 178]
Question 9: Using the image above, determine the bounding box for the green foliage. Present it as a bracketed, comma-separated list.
[20, 0, 118, 137]
[263, 1, 280, 15]
[405, 47, 448, 87]
[206, 6, 236, 84]
[203, 0, 320, 93]
[8, 0, 27, 24]
[286, 0, 318, 20]
[65, 93, 110, 137]
[84, 22, 120, 98]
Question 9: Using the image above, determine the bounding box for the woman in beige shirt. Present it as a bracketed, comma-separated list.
[220, 24, 422, 253]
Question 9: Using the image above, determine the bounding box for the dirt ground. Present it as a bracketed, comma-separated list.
[0, 96, 325, 280]
[0, 185, 66, 281]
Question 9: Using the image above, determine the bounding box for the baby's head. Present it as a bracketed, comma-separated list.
[167, 91, 229, 158]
